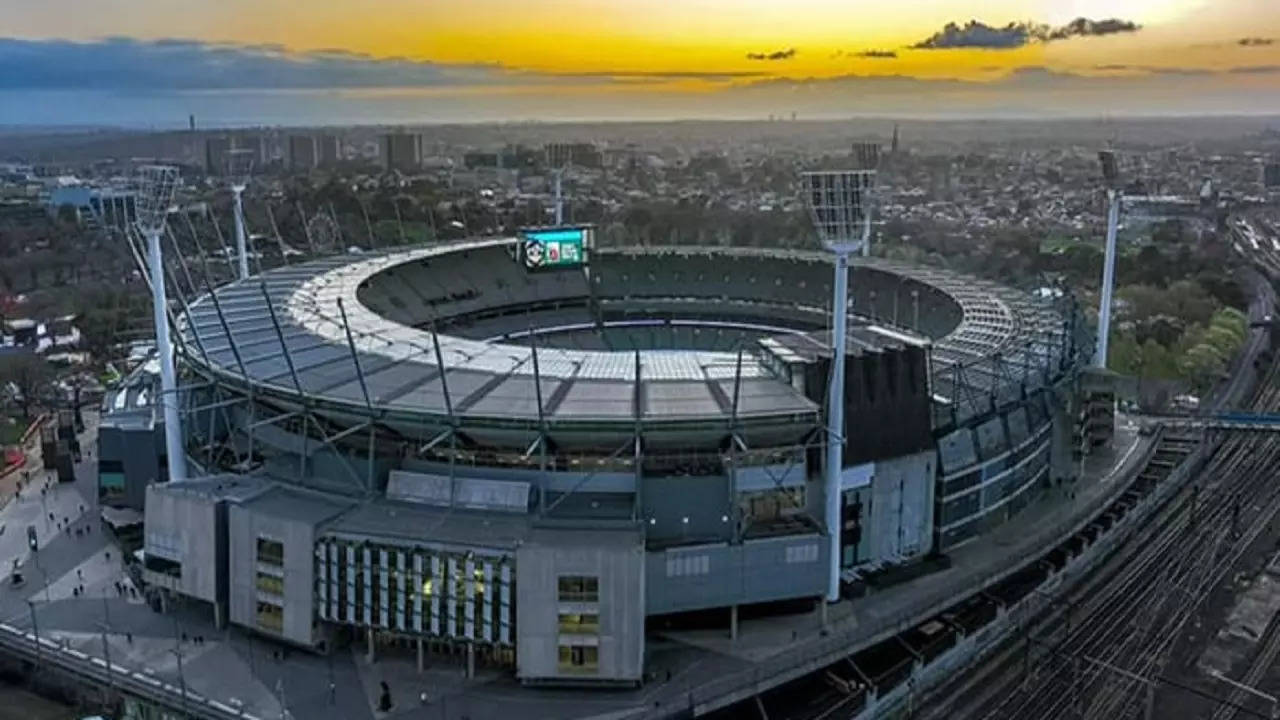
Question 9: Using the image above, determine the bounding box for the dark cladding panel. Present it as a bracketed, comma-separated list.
[842, 345, 932, 465]
[937, 428, 977, 475]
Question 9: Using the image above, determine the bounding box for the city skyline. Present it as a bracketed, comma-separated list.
[2, 1, 1280, 124]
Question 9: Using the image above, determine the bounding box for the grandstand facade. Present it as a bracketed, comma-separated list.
[129, 237, 1086, 685]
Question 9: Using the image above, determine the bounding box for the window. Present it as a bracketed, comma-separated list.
[558, 613, 599, 634]
[557, 576, 599, 603]
[256, 537, 284, 566]
[143, 555, 182, 579]
[256, 572, 284, 596]
[557, 644, 599, 674]
[256, 601, 283, 632]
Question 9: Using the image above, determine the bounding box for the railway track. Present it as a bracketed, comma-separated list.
[967, 362, 1280, 720]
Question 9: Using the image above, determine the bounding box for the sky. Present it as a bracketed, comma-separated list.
[2, 0, 1280, 125]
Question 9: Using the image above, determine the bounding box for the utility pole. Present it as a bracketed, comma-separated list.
[172, 645, 189, 718]
[96, 592, 113, 696]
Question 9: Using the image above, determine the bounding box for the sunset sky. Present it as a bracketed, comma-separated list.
[3, 0, 1280, 124]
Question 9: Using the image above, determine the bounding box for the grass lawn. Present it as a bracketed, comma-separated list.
[0, 417, 30, 447]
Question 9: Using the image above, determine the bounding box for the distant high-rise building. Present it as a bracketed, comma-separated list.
[238, 135, 268, 166]
[383, 133, 423, 172]
[318, 135, 342, 166]
[891, 123, 900, 155]
[205, 136, 232, 175]
[852, 142, 880, 171]
[288, 135, 319, 171]
[1264, 162, 1280, 190]
[188, 114, 196, 132]
[206, 135, 270, 175]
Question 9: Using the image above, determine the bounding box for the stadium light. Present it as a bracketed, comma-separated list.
[227, 148, 255, 280]
[802, 168, 875, 604]
[1096, 150, 1122, 368]
[135, 165, 187, 484]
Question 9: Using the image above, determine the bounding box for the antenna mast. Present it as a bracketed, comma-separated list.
[546, 143, 573, 225]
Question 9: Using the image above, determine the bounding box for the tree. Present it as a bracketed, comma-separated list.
[0, 353, 55, 419]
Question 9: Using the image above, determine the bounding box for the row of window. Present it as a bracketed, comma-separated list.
[316, 541, 514, 645]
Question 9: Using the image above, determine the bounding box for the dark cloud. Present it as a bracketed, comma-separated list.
[913, 17, 1140, 50]
[0, 36, 508, 90]
[544, 70, 767, 82]
[1228, 65, 1280, 74]
[855, 50, 898, 59]
[746, 48, 796, 61]
[912, 21, 1036, 49]
[1044, 18, 1140, 41]
[1239, 37, 1276, 47]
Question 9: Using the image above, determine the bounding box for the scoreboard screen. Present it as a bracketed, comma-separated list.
[520, 226, 592, 270]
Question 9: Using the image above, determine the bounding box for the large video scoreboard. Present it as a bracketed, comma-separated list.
[518, 226, 594, 270]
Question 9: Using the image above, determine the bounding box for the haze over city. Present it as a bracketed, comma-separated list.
[3, 0, 1280, 125]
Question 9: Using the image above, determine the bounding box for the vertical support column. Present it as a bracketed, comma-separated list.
[413, 553, 424, 634]
[417, 638, 425, 673]
[730, 605, 738, 641]
[146, 229, 187, 484]
[824, 251, 849, 604]
[366, 630, 375, 664]
[1096, 189, 1120, 368]
[430, 555, 441, 636]
[233, 188, 249, 280]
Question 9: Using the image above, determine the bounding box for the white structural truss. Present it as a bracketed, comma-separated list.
[135, 165, 187, 483]
[802, 168, 875, 603]
[227, 148, 255, 280]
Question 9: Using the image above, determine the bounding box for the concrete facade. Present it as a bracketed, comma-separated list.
[516, 528, 644, 685]
[227, 487, 351, 647]
[142, 476, 269, 625]
[645, 533, 826, 615]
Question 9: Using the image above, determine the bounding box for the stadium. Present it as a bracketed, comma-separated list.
[134, 227, 1086, 686]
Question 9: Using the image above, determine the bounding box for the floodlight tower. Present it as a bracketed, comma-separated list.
[546, 143, 573, 225]
[851, 142, 882, 257]
[802, 167, 876, 604]
[1095, 151, 1122, 368]
[227, 148, 255, 280]
[135, 165, 187, 484]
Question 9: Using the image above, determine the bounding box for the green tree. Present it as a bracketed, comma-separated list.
[0, 353, 55, 419]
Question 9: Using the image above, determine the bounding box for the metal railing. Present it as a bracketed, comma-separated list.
[0, 623, 265, 720]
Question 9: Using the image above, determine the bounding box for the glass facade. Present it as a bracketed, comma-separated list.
[315, 538, 514, 646]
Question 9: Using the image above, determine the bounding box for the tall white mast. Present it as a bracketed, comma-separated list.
[227, 148, 255, 280]
[135, 165, 187, 483]
[1095, 150, 1122, 368]
[803, 166, 876, 604]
